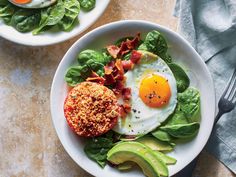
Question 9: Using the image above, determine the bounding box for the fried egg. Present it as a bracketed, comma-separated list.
[8, 0, 56, 8]
[113, 51, 177, 135]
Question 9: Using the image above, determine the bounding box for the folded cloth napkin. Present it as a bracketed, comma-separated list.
[174, 0, 236, 174]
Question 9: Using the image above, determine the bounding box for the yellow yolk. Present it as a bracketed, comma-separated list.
[139, 74, 171, 108]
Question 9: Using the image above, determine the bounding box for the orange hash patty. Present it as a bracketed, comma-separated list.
[64, 82, 119, 137]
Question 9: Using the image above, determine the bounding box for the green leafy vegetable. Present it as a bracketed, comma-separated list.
[11, 9, 40, 32]
[32, 0, 65, 35]
[178, 87, 201, 123]
[65, 49, 113, 86]
[151, 130, 172, 142]
[0, 2, 17, 24]
[78, 49, 105, 65]
[79, 0, 95, 11]
[84, 136, 114, 168]
[159, 87, 201, 139]
[138, 30, 172, 62]
[58, 0, 80, 31]
[160, 122, 200, 139]
[168, 63, 190, 92]
[64, 65, 91, 86]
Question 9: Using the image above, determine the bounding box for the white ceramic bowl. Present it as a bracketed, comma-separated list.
[50, 20, 215, 177]
[0, 0, 110, 46]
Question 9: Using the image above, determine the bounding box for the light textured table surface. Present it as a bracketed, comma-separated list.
[0, 0, 235, 177]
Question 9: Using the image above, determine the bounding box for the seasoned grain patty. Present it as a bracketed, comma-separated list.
[64, 82, 119, 137]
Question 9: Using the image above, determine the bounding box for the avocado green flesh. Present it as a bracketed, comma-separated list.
[136, 136, 173, 152]
[107, 142, 168, 177]
[154, 151, 177, 165]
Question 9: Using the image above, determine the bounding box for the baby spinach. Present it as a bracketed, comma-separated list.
[160, 122, 200, 139]
[65, 49, 113, 86]
[0, 2, 17, 24]
[11, 9, 40, 32]
[158, 87, 201, 139]
[32, 0, 65, 35]
[84, 136, 114, 168]
[58, 0, 80, 31]
[78, 49, 106, 65]
[151, 129, 172, 142]
[138, 30, 172, 63]
[65, 65, 91, 86]
[79, 0, 95, 11]
[178, 87, 200, 123]
[168, 63, 190, 93]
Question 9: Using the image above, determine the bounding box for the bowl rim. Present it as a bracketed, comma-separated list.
[0, 0, 110, 46]
[50, 20, 216, 176]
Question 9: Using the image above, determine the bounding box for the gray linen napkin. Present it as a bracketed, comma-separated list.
[174, 0, 236, 174]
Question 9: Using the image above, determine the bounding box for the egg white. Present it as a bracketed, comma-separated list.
[113, 51, 177, 135]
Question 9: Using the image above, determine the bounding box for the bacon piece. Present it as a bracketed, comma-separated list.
[107, 45, 120, 58]
[122, 60, 134, 70]
[130, 50, 142, 64]
[104, 74, 115, 85]
[119, 105, 127, 118]
[104, 65, 113, 75]
[86, 71, 105, 85]
[118, 33, 141, 57]
[123, 102, 131, 113]
[122, 87, 131, 100]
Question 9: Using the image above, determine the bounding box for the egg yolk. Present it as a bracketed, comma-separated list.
[13, 0, 31, 4]
[139, 74, 171, 108]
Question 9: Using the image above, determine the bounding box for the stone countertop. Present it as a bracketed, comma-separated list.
[0, 0, 235, 177]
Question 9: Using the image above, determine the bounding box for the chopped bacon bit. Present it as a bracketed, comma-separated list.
[86, 71, 105, 85]
[107, 33, 141, 59]
[104, 65, 113, 75]
[130, 50, 142, 64]
[122, 87, 131, 100]
[107, 45, 120, 58]
[122, 60, 134, 70]
[104, 74, 115, 85]
[115, 59, 124, 74]
[118, 33, 141, 57]
[123, 102, 131, 113]
[119, 105, 127, 118]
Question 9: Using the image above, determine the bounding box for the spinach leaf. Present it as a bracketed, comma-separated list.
[78, 0, 95, 11]
[58, 0, 80, 31]
[78, 49, 105, 65]
[160, 122, 200, 139]
[0, 2, 17, 24]
[139, 30, 172, 62]
[65, 65, 91, 86]
[10, 9, 40, 32]
[159, 87, 201, 139]
[84, 136, 114, 168]
[178, 87, 200, 123]
[151, 129, 172, 142]
[168, 63, 190, 93]
[32, 0, 65, 35]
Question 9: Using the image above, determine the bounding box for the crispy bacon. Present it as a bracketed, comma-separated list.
[107, 45, 120, 58]
[122, 60, 134, 70]
[130, 50, 142, 64]
[106, 33, 141, 59]
[118, 102, 131, 118]
[86, 71, 105, 85]
[122, 87, 131, 100]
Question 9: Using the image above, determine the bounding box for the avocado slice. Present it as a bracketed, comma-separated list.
[117, 151, 176, 170]
[154, 151, 177, 165]
[136, 136, 173, 152]
[107, 141, 168, 177]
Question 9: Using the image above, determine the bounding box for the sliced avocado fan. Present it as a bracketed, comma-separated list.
[107, 141, 168, 177]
